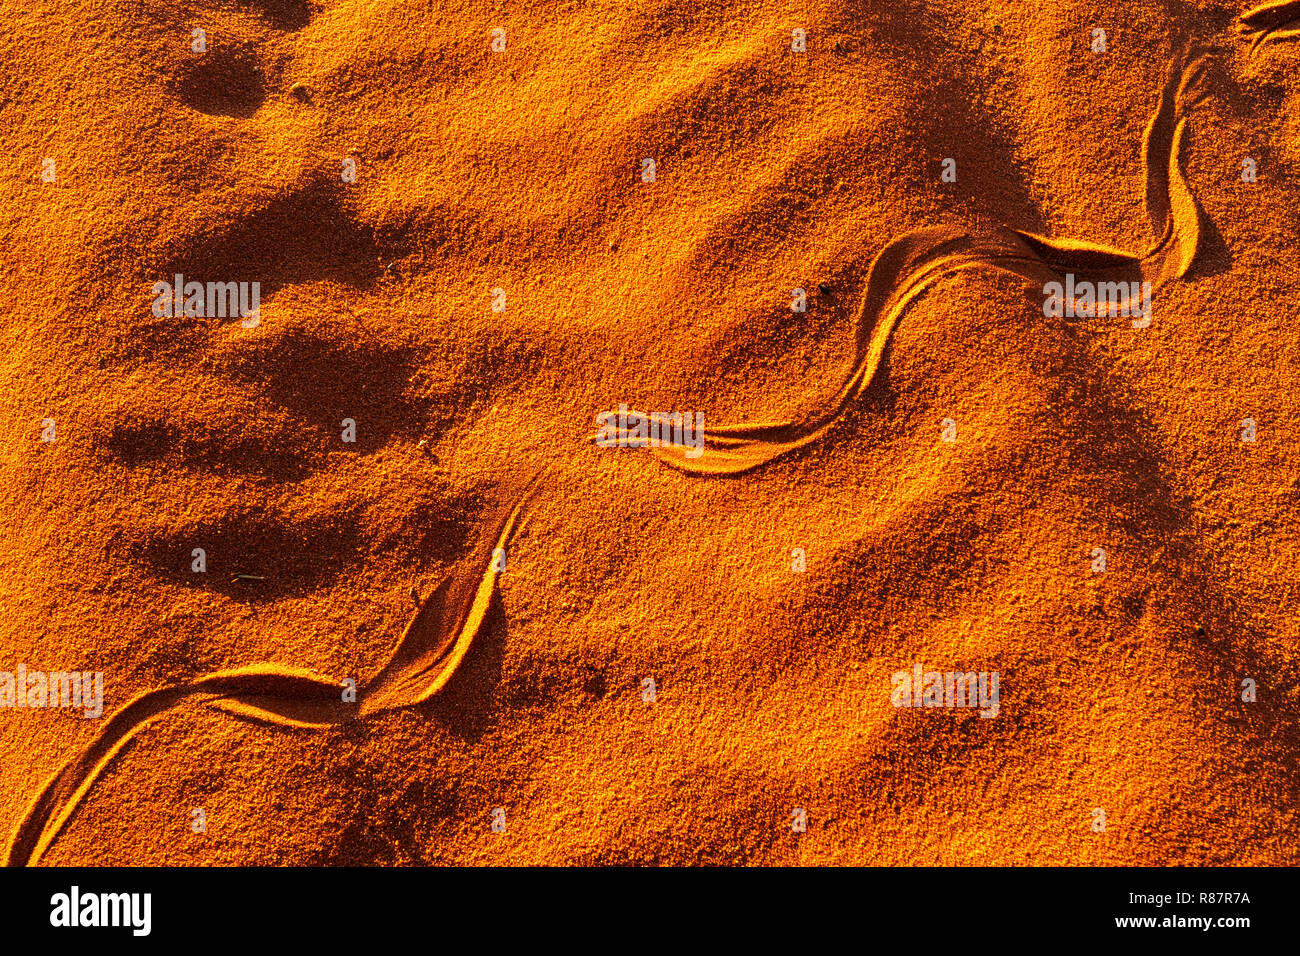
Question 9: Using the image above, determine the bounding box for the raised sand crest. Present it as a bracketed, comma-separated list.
[4, 473, 541, 867]
[598, 48, 1209, 476]
[1239, 0, 1300, 52]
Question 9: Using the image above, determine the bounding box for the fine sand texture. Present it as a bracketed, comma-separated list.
[1, 0, 1299, 865]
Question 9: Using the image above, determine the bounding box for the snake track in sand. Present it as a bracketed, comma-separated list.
[597, 47, 1210, 476]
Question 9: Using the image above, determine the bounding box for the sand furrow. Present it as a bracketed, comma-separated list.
[595, 49, 1208, 477]
[3, 475, 539, 867]
[1239, 1, 1300, 51]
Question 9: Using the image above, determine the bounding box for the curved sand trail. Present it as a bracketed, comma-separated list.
[3, 475, 540, 867]
[597, 49, 1209, 477]
[1238, 1, 1300, 52]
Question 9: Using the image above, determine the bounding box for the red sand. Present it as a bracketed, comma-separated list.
[1, 0, 1298, 865]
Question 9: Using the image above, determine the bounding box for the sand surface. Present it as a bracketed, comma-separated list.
[1, 0, 1298, 865]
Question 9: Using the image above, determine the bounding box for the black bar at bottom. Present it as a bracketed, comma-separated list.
[0, 865, 1284, 944]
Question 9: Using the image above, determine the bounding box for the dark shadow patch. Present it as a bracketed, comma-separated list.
[1185, 207, 1233, 279]
[171, 47, 267, 118]
[126, 507, 365, 602]
[306, 759, 455, 866]
[92, 413, 321, 482]
[239, 0, 316, 31]
[157, 181, 389, 306]
[422, 591, 509, 742]
[214, 328, 425, 448]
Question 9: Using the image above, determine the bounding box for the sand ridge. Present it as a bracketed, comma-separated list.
[597, 47, 1209, 475]
[1239, 0, 1300, 50]
[5, 471, 540, 866]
